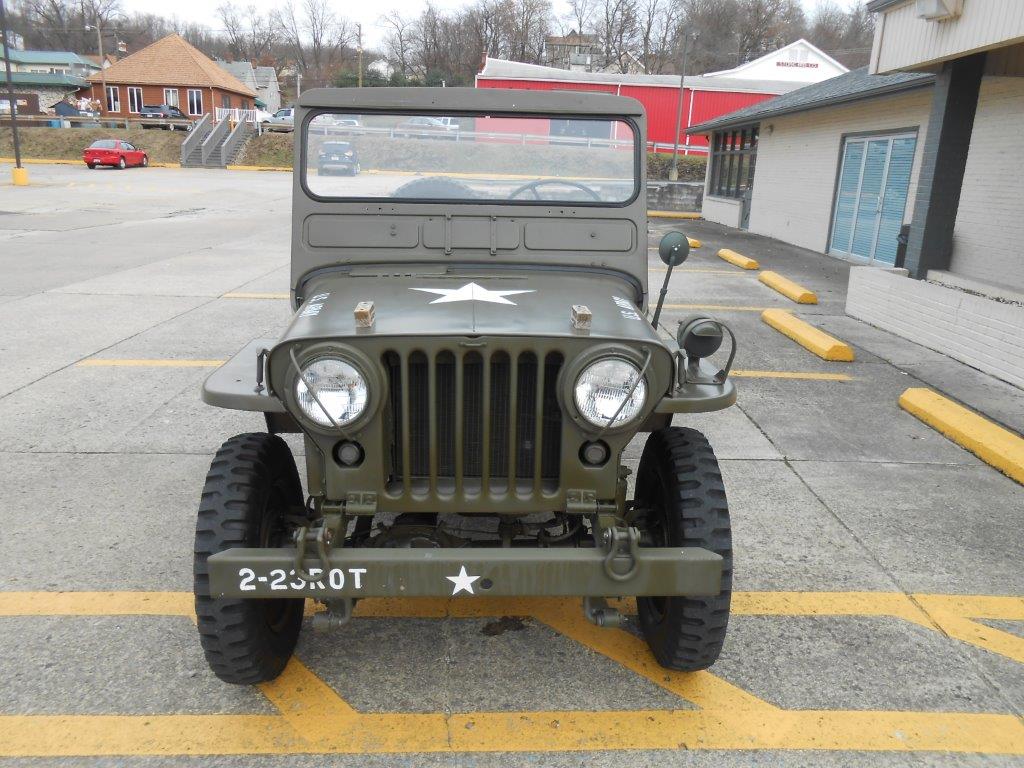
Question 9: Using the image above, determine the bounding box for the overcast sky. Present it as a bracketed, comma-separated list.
[124, 0, 865, 48]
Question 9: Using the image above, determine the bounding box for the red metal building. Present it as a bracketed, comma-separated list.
[476, 58, 807, 154]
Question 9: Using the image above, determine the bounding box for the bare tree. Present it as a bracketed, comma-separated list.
[598, 0, 639, 72]
[638, 0, 678, 73]
[381, 10, 414, 76]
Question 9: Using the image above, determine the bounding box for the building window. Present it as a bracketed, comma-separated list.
[221, 94, 231, 109]
[127, 87, 143, 114]
[164, 88, 179, 107]
[105, 85, 120, 113]
[708, 127, 759, 199]
[187, 88, 203, 116]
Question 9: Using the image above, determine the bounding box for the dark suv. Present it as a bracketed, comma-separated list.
[316, 141, 360, 176]
[140, 104, 191, 131]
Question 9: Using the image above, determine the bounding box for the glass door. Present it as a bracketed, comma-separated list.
[829, 133, 916, 265]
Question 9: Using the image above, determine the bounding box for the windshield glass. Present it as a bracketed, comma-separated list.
[90, 140, 117, 148]
[304, 111, 637, 204]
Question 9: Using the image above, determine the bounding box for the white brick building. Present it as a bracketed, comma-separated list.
[689, 0, 1024, 389]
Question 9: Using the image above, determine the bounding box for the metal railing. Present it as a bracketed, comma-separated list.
[220, 119, 252, 164]
[200, 116, 229, 165]
[214, 107, 260, 125]
[180, 113, 212, 162]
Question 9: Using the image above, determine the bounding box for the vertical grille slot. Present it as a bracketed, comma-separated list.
[385, 346, 562, 499]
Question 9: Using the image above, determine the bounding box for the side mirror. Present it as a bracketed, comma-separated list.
[658, 231, 690, 267]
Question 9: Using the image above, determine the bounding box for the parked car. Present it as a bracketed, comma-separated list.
[394, 115, 457, 138]
[139, 104, 191, 130]
[316, 141, 360, 176]
[82, 139, 148, 170]
[262, 107, 294, 132]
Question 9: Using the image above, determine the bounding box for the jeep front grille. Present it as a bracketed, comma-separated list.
[384, 348, 563, 500]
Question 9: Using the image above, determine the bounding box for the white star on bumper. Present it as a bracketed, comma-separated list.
[446, 566, 481, 595]
[411, 282, 534, 305]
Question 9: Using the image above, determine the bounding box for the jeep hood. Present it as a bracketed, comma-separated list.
[279, 269, 661, 344]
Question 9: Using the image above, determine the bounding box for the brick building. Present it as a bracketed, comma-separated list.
[85, 34, 256, 118]
[689, 0, 1024, 389]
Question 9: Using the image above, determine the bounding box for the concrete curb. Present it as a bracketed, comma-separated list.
[648, 210, 701, 220]
[718, 248, 759, 270]
[226, 164, 291, 172]
[899, 388, 1024, 485]
[759, 271, 818, 304]
[687, 237, 702, 249]
[761, 309, 855, 361]
[1, 157, 181, 168]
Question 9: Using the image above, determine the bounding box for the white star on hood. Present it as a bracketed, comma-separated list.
[446, 566, 481, 595]
[411, 282, 534, 305]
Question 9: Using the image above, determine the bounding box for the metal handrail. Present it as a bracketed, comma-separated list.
[220, 120, 251, 164]
[180, 113, 212, 160]
[200, 116, 229, 164]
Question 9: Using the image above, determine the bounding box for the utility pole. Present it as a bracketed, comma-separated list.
[0, 0, 27, 185]
[296, 70, 301, 98]
[356, 23, 363, 87]
[85, 23, 107, 115]
[669, 31, 693, 182]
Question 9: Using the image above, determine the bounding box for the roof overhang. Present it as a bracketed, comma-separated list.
[688, 75, 933, 134]
[297, 87, 645, 116]
[866, 0, 909, 11]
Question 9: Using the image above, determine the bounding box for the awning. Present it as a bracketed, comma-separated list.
[254, 98, 267, 108]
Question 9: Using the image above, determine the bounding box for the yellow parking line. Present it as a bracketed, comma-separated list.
[648, 210, 701, 220]
[731, 370, 852, 381]
[222, 291, 290, 299]
[650, 267, 749, 275]
[661, 303, 774, 312]
[1, 590, 1022, 756]
[899, 388, 1024, 485]
[76, 359, 224, 368]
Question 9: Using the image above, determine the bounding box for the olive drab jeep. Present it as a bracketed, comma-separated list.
[194, 87, 737, 684]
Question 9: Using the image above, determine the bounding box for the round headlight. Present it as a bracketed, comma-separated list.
[573, 358, 647, 428]
[295, 357, 368, 427]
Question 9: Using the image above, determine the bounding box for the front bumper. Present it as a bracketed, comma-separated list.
[208, 546, 723, 599]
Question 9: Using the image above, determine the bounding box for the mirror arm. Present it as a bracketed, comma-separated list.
[650, 260, 674, 330]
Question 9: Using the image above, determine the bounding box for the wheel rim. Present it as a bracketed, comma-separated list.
[257, 482, 298, 634]
[637, 466, 670, 624]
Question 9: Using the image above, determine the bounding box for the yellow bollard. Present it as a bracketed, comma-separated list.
[11, 166, 29, 186]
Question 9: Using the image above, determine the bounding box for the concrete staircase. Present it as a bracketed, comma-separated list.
[180, 114, 255, 169]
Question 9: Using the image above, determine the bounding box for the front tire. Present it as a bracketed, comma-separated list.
[634, 427, 732, 671]
[194, 433, 305, 684]
[141, 155, 149, 167]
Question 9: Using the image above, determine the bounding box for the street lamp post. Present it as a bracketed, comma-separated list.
[669, 32, 694, 182]
[0, 0, 27, 185]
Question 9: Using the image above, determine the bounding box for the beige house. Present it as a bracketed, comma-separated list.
[690, 0, 1024, 389]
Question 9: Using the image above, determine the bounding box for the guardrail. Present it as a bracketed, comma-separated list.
[0, 114, 196, 131]
[303, 123, 709, 154]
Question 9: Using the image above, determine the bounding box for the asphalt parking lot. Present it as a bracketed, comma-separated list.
[1, 163, 1022, 767]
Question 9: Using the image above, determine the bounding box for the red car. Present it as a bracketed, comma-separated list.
[82, 139, 149, 169]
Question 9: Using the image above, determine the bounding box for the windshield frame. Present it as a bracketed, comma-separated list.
[299, 107, 642, 208]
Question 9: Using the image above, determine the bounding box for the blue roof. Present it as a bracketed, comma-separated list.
[7, 72, 89, 87]
[2, 49, 96, 67]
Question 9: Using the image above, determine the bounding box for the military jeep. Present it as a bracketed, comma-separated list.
[195, 87, 737, 684]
